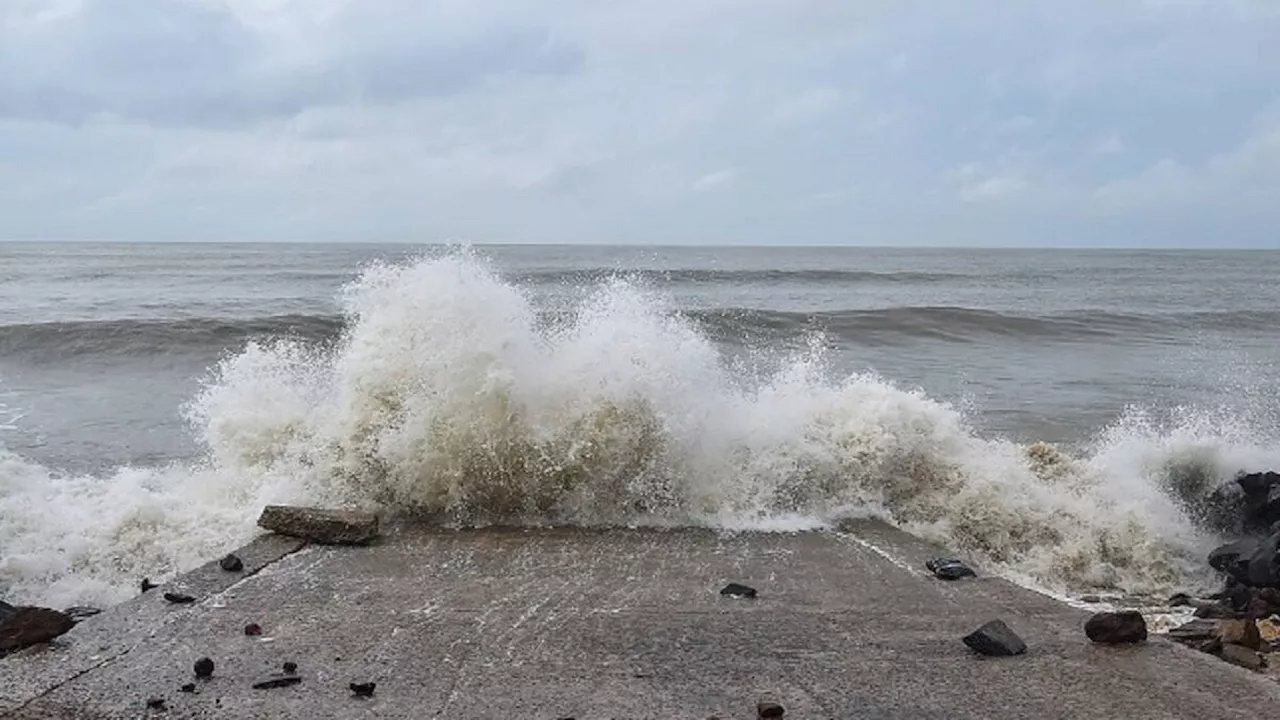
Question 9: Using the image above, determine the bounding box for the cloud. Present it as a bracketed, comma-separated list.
[0, 0, 1278, 246]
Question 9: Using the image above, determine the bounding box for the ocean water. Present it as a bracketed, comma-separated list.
[2, 241, 1279, 609]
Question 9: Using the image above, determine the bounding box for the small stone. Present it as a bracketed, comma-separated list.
[146, 698, 166, 711]
[194, 657, 215, 679]
[163, 593, 196, 605]
[1257, 616, 1280, 644]
[926, 558, 976, 581]
[720, 583, 758, 599]
[141, 578, 158, 593]
[963, 619, 1027, 657]
[244, 623, 263, 636]
[350, 682, 376, 698]
[283, 661, 298, 675]
[1218, 618, 1262, 650]
[257, 505, 380, 545]
[0, 607, 76, 653]
[63, 606, 102, 623]
[757, 699, 785, 718]
[219, 554, 244, 572]
[1084, 611, 1148, 645]
[180, 684, 196, 694]
[253, 676, 302, 690]
[1220, 643, 1266, 671]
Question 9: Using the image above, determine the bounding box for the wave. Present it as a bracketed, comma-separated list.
[510, 267, 971, 286]
[3, 250, 1278, 608]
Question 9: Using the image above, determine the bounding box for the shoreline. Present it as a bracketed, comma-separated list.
[5, 520, 1280, 719]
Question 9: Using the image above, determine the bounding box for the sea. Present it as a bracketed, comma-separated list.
[2, 241, 1279, 610]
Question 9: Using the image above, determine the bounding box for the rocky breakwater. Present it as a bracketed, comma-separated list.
[1168, 471, 1280, 673]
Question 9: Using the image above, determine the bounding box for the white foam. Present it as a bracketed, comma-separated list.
[3, 250, 1277, 607]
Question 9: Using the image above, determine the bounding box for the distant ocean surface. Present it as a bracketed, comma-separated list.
[3, 242, 1279, 608]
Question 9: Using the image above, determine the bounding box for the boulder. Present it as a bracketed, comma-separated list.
[0, 607, 76, 654]
[257, 505, 380, 545]
[1246, 531, 1280, 588]
[1217, 618, 1262, 650]
[962, 620, 1027, 657]
[1200, 471, 1280, 535]
[1208, 539, 1258, 583]
[1084, 611, 1148, 644]
[1219, 643, 1266, 671]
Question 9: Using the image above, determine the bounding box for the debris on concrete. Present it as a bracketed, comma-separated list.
[351, 682, 377, 698]
[194, 657, 215, 679]
[63, 606, 103, 623]
[1084, 611, 1148, 645]
[283, 661, 298, 675]
[257, 505, 380, 545]
[963, 619, 1027, 657]
[253, 676, 303, 690]
[164, 592, 196, 605]
[141, 578, 159, 593]
[244, 622, 263, 636]
[927, 557, 976, 580]
[720, 583, 758, 599]
[180, 684, 196, 694]
[220, 553, 245, 572]
[756, 698, 785, 718]
[0, 606, 76, 654]
[146, 697, 166, 711]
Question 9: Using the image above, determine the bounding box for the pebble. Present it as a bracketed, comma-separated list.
[219, 554, 245, 572]
[283, 661, 298, 675]
[350, 682, 377, 698]
[926, 558, 976, 581]
[244, 623, 263, 637]
[180, 684, 196, 694]
[963, 619, 1028, 657]
[757, 699, 785, 718]
[146, 698, 166, 711]
[163, 593, 196, 605]
[253, 676, 302, 690]
[194, 658, 215, 679]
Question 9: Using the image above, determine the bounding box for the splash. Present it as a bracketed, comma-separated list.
[3, 251, 1277, 607]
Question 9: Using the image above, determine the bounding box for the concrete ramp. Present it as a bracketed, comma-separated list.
[3, 522, 1277, 719]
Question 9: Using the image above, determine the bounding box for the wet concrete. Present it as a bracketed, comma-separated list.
[3, 521, 1278, 719]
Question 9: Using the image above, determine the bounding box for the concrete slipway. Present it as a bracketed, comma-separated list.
[3, 520, 1278, 719]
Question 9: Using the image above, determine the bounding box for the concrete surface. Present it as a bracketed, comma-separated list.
[3, 521, 1278, 719]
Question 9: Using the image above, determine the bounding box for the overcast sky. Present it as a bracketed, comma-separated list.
[1, 1, 1277, 247]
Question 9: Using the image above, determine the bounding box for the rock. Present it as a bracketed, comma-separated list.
[1246, 531, 1280, 588]
[194, 657, 215, 679]
[1168, 618, 1219, 648]
[926, 558, 976, 581]
[146, 698, 166, 711]
[163, 592, 196, 605]
[1209, 539, 1259, 584]
[0, 607, 76, 653]
[283, 661, 298, 675]
[1218, 618, 1262, 650]
[63, 606, 102, 623]
[180, 684, 196, 694]
[1168, 593, 1194, 607]
[757, 699, 785, 718]
[219, 554, 244, 572]
[253, 676, 303, 690]
[350, 682, 376, 698]
[963, 620, 1027, 657]
[720, 583, 758, 599]
[257, 505, 379, 545]
[1220, 643, 1266, 671]
[0, 600, 14, 618]
[1201, 471, 1280, 535]
[1193, 603, 1237, 619]
[140, 578, 158, 593]
[1084, 611, 1148, 644]
[244, 623, 263, 636]
[1257, 616, 1280, 645]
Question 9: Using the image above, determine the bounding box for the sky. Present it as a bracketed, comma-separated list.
[1, 0, 1278, 247]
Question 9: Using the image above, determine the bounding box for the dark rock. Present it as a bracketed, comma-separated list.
[757, 699, 785, 718]
[0, 607, 76, 653]
[1194, 603, 1238, 619]
[1220, 643, 1266, 671]
[253, 676, 303, 690]
[283, 661, 298, 675]
[1246, 531, 1280, 588]
[1200, 471, 1280, 535]
[163, 593, 196, 605]
[962, 619, 1027, 657]
[194, 658, 215, 679]
[350, 682, 376, 698]
[257, 505, 380, 545]
[1209, 538, 1259, 584]
[1218, 618, 1262, 650]
[926, 558, 976, 581]
[1168, 618, 1218, 643]
[1168, 593, 1195, 607]
[141, 578, 159, 593]
[63, 606, 102, 623]
[244, 623, 263, 637]
[146, 698, 166, 711]
[1084, 611, 1148, 644]
[0, 600, 14, 618]
[219, 554, 244, 572]
[720, 583, 758, 599]
[180, 684, 196, 694]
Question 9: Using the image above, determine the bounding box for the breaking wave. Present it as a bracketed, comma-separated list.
[3, 251, 1279, 608]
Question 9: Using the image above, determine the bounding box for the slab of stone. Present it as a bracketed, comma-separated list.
[257, 506, 380, 545]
